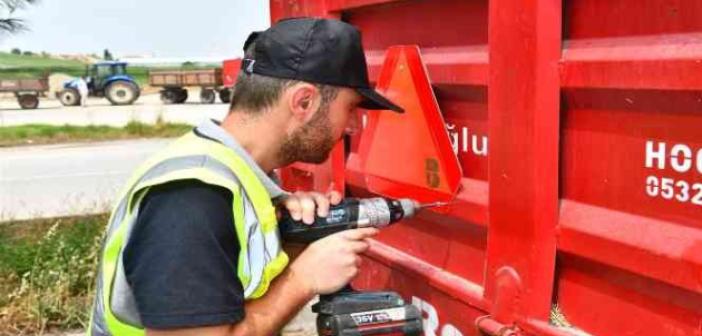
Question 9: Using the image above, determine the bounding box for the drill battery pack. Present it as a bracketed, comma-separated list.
[312, 290, 423, 336]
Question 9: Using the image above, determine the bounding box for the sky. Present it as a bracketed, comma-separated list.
[0, 0, 270, 59]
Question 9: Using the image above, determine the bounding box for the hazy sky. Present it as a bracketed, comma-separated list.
[0, 0, 270, 58]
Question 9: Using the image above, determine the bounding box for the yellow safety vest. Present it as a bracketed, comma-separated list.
[89, 130, 289, 336]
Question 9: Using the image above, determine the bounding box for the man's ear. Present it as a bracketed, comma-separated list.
[288, 83, 320, 123]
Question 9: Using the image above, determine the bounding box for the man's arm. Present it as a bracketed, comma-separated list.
[146, 267, 313, 336]
[146, 228, 377, 336]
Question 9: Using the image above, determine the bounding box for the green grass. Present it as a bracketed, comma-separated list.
[0, 52, 86, 69]
[0, 121, 193, 147]
[125, 66, 149, 87]
[0, 52, 87, 83]
[0, 214, 107, 334]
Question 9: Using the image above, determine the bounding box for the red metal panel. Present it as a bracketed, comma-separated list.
[557, 254, 702, 336]
[326, 0, 398, 12]
[561, 33, 702, 90]
[270, 0, 330, 21]
[342, 0, 488, 49]
[556, 1, 702, 334]
[485, 0, 561, 325]
[222, 58, 241, 88]
[564, 0, 702, 39]
[559, 200, 702, 294]
[279, 141, 346, 194]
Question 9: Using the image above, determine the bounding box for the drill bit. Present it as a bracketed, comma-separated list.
[418, 201, 451, 209]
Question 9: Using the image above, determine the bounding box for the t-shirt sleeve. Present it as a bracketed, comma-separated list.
[123, 179, 245, 329]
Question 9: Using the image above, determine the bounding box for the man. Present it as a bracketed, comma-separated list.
[88, 17, 403, 336]
[77, 76, 89, 107]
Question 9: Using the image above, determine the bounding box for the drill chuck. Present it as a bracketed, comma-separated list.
[355, 197, 418, 228]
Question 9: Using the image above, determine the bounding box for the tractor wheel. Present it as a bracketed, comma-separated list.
[200, 89, 216, 104]
[160, 89, 180, 104]
[219, 88, 232, 104]
[175, 89, 188, 104]
[58, 88, 81, 106]
[18, 94, 39, 109]
[105, 81, 139, 105]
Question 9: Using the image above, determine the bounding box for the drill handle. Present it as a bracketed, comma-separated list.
[278, 198, 360, 244]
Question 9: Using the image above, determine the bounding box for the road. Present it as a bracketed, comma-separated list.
[0, 92, 229, 127]
[0, 91, 233, 220]
[0, 139, 170, 221]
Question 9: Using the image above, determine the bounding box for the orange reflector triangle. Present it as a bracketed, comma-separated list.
[358, 45, 462, 203]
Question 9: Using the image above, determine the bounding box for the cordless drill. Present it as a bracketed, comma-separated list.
[279, 197, 444, 336]
[279, 197, 438, 243]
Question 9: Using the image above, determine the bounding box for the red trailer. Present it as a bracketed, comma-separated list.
[221, 58, 242, 104]
[271, 1, 702, 335]
[222, 58, 242, 89]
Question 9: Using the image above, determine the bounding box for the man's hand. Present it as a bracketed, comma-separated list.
[279, 190, 377, 295]
[280, 190, 343, 224]
[288, 227, 378, 295]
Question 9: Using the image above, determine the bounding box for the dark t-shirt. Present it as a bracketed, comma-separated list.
[123, 179, 245, 329]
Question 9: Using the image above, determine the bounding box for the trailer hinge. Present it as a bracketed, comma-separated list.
[477, 266, 524, 335]
[475, 315, 522, 336]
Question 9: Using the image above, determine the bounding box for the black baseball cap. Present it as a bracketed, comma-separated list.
[241, 17, 403, 113]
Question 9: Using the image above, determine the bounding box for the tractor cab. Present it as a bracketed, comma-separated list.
[87, 61, 130, 92]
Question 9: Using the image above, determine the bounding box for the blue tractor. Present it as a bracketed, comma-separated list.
[58, 61, 140, 106]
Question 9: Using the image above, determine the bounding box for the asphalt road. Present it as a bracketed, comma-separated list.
[0, 138, 170, 221]
[0, 91, 232, 222]
[0, 92, 228, 127]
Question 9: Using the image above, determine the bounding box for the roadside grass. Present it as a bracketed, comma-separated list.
[0, 121, 192, 147]
[0, 214, 107, 335]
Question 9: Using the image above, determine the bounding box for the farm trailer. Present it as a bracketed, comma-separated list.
[0, 78, 48, 109]
[149, 68, 231, 104]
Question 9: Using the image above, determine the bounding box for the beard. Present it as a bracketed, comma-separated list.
[278, 103, 336, 165]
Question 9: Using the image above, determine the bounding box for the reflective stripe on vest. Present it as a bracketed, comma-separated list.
[89, 132, 289, 336]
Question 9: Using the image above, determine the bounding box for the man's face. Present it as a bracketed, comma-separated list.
[279, 88, 362, 165]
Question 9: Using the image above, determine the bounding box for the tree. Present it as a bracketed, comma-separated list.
[10, 47, 20, 54]
[0, 0, 38, 35]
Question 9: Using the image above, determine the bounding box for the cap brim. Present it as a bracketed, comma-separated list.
[356, 88, 404, 113]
